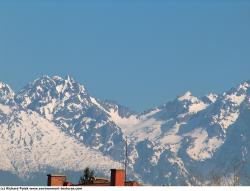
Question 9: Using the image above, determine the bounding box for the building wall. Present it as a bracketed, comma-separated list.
[47, 175, 66, 186]
[110, 169, 125, 186]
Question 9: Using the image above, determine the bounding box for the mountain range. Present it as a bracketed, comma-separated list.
[0, 75, 250, 185]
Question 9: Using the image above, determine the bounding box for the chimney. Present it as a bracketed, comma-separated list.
[110, 169, 125, 186]
[47, 174, 66, 186]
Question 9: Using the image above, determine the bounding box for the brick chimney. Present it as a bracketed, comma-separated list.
[110, 169, 125, 186]
[47, 174, 66, 186]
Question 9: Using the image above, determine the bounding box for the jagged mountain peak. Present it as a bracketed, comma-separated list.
[202, 93, 218, 104]
[14, 76, 126, 163]
[220, 80, 250, 107]
[16, 75, 87, 103]
[50, 75, 63, 81]
[239, 80, 250, 90]
[236, 80, 250, 97]
[30, 75, 85, 92]
[177, 91, 198, 102]
[0, 81, 15, 105]
[65, 74, 75, 83]
[225, 80, 250, 95]
[14, 75, 91, 121]
[173, 91, 208, 114]
[0, 81, 14, 94]
[100, 99, 136, 118]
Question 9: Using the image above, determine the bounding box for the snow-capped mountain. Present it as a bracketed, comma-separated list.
[0, 76, 250, 185]
[15, 75, 126, 161]
[0, 80, 122, 185]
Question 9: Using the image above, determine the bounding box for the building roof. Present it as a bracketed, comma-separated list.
[47, 174, 66, 177]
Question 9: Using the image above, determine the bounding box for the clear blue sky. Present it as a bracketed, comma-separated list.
[0, 0, 249, 111]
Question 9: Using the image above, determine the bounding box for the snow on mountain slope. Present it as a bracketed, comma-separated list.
[90, 98, 140, 135]
[0, 104, 12, 115]
[90, 97, 140, 138]
[177, 91, 209, 113]
[185, 128, 224, 161]
[15, 76, 127, 162]
[0, 107, 122, 178]
[115, 91, 209, 143]
[119, 82, 250, 185]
